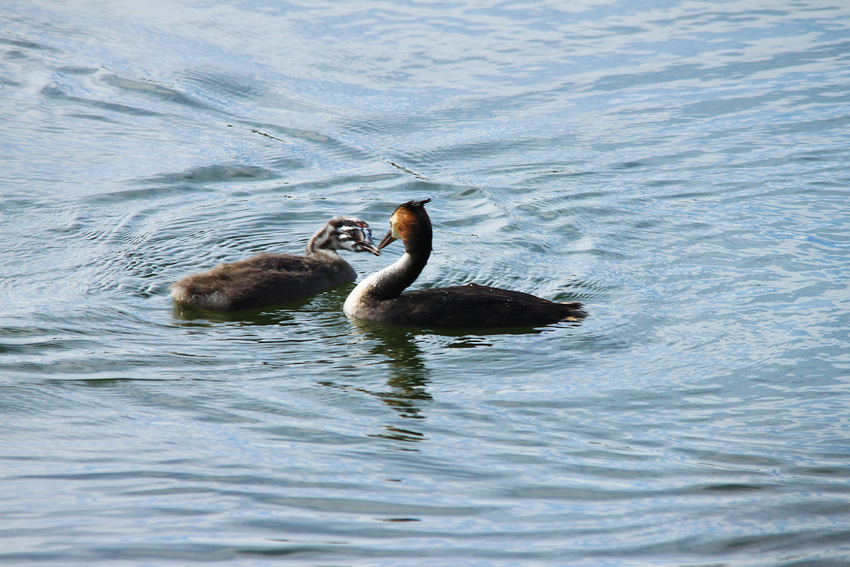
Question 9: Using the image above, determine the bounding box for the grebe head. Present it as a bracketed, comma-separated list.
[378, 199, 432, 250]
[311, 217, 381, 255]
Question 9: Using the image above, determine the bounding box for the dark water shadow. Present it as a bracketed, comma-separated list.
[359, 324, 432, 419]
[352, 316, 584, 339]
[342, 315, 584, 419]
[170, 298, 312, 326]
[319, 321, 433, 433]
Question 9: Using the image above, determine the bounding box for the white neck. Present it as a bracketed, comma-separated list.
[344, 252, 415, 317]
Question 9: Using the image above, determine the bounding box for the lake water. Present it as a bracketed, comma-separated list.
[2, 0, 850, 565]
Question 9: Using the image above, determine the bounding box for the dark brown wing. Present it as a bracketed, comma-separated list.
[372, 283, 585, 328]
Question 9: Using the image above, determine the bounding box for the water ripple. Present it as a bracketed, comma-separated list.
[2, 0, 850, 565]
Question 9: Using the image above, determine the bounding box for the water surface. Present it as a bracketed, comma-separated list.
[2, 0, 850, 565]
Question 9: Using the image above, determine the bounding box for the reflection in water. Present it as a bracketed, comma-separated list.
[350, 320, 432, 419]
[330, 320, 435, 446]
[342, 318, 584, 445]
[344, 317, 584, 425]
[171, 301, 305, 325]
[370, 425, 426, 445]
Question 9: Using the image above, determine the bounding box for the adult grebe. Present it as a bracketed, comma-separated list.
[172, 216, 380, 311]
[344, 200, 585, 327]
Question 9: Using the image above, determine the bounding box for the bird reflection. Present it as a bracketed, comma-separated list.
[342, 318, 574, 435]
[316, 321, 432, 447]
[171, 302, 303, 325]
[350, 319, 432, 422]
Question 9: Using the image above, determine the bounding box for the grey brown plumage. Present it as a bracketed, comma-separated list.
[172, 216, 379, 311]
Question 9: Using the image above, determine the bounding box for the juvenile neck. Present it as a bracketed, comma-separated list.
[308, 246, 339, 258]
[306, 225, 339, 257]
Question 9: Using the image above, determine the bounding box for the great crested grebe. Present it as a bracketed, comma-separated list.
[344, 199, 585, 327]
[172, 216, 380, 311]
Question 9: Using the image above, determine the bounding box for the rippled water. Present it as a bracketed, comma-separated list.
[2, 0, 850, 565]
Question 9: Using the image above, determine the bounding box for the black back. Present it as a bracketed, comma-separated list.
[368, 283, 584, 327]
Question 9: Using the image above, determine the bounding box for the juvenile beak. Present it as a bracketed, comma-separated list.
[378, 230, 397, 250]
[358, 241, 381, 255]
[357, 235, 381, 256]
[356, 228, 381, 256]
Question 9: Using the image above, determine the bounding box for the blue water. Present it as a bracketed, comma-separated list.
[2, 1, 850, 565]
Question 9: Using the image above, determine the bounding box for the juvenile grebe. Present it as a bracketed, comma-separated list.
[172, 216, 380, 311]
[344, 200, 585, 327]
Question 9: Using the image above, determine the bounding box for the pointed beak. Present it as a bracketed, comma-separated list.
[378, 230, 397, 250]
[357, 236, 381, 256]
[355, 227, 381, 256]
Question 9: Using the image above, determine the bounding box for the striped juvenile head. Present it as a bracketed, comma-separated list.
[312, 217, 381, 255]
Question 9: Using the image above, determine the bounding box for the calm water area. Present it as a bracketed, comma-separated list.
[2, 1, 850, 565]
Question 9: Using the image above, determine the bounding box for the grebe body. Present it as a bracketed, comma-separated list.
[172, 217, 379, 311]
[344, 200, 585, 327]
